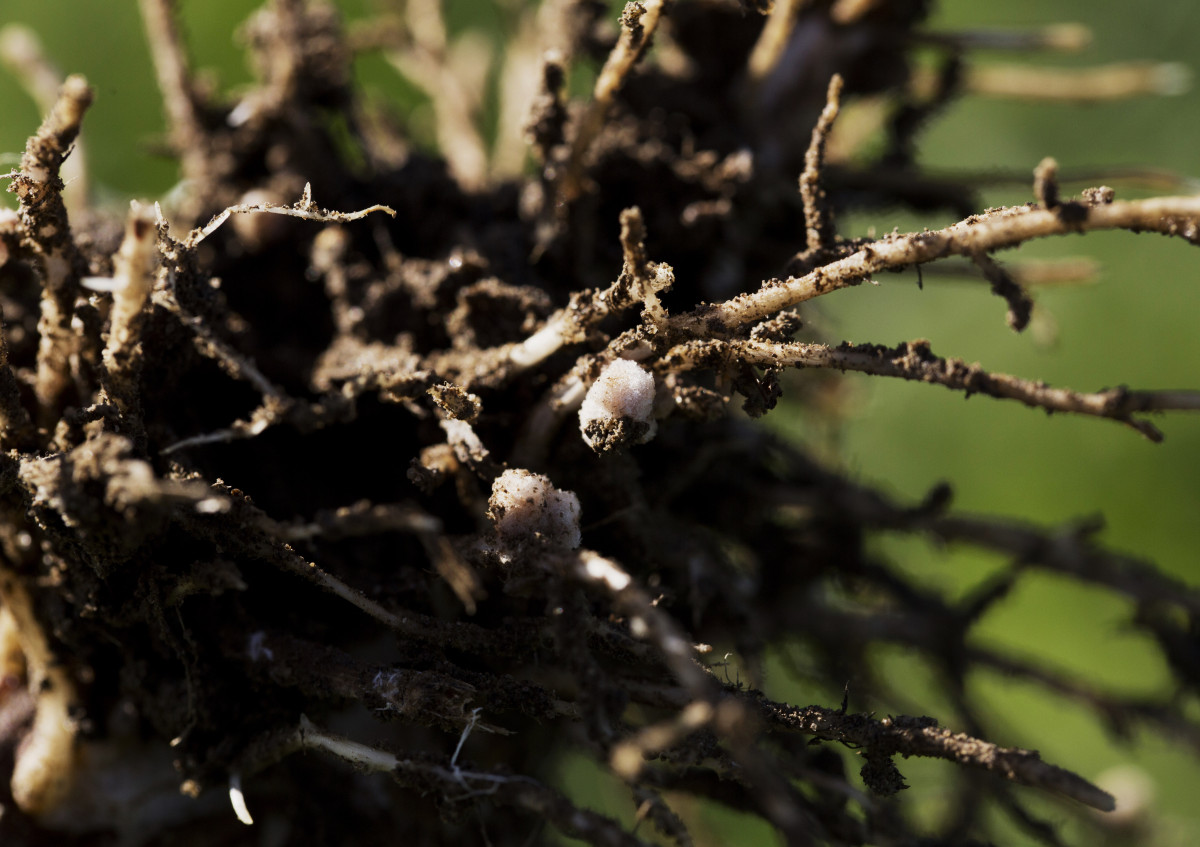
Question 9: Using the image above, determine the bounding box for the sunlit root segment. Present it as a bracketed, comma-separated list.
[11, 676, 77, 815]
[0, 573, 79, 817]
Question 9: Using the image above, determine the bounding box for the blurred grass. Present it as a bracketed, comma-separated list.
[768, 1, 1200, 843]
[0, 0, 1196, 844]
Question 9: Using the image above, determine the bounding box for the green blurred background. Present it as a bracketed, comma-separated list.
[0, 1, 1196, 843]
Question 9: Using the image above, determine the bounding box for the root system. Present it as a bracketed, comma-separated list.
[0, 1, 1198, 844]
